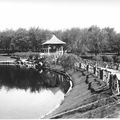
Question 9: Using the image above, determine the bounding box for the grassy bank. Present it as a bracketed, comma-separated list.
[12, 52, 40, 58]
[44, 68, 117, 118]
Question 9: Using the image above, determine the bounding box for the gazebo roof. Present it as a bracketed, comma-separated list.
[42, 35, 66, 45]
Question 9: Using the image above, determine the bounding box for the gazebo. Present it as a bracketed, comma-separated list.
[42, 35, 66, 55]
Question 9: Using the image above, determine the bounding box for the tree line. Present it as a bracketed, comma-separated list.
[0, 26, 120, 55]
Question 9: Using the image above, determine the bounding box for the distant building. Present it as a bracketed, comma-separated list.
[41, 35, 66, 56]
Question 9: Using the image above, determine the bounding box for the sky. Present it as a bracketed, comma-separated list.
[0, 0, 120, 32]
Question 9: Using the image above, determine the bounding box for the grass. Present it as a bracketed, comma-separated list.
[44, 69, 113, 118]
[0, 55, 15, 62]
[12, 52, 40, 58]
[44, 69, 91, 118]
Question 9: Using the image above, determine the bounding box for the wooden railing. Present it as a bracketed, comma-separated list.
[74, 60, 120, 95]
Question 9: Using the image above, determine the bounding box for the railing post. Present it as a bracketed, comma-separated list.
[118, 64, 120, 71]
[112, 74, 119, 95]
[106, 71, 111, 86]
[109, 74, 113, 94]
[93, 66, 97, 75]
[100, 69, 103, 80]
[86, 64, 89, 71]
[118, 80, 120, 94]
[116, 79, 120, 94]
[103, 70, 107, 82]
[79, 63, 81, 69]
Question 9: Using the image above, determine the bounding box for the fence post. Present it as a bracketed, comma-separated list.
[86, 64, 89, 71]
[93, 66, 97, 75]
[118, 64, 120, 71]
[103, 70, 108, 82]
[79, 63, 81, 69]
[108, 74, 120, 95]
[118, 80, 120, 94]
[109, 74, 113, 89]
[112, 75, 119, 95]
[109, 74, 113, 94]
[100, 69, 103, 80]
[116, 79, 120, 94]
[106, 71, 111, 86]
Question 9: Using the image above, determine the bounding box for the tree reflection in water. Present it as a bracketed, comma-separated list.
[0, 65, 59, 92]
[0, 65, 70, 93]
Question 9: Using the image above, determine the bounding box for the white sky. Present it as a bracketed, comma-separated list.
[0, 0, 120, 32]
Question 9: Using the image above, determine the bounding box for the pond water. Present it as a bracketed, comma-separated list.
[0, 87, 64, 119]
[0, 65, 66, 119]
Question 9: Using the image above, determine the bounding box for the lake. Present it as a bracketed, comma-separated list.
[0, 87, 64, 119]
[0, 64, 66, 119]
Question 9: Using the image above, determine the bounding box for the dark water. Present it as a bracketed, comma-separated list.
[0, 65, 67, 119]
[0, 65, 58, 91]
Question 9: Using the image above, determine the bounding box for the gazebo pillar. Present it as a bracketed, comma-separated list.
[48, 46, 50, 55]
[61, 46, 63, 55]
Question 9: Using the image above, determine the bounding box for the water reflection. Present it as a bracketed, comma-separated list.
[0, 64, 66, 118]
[0, 87, 64, 119]
[0, 65, 62, 92]
[0, 64, 70, 94]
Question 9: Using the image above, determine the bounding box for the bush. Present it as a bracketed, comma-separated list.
[115, 56, 120, 63]
[112, 55, 117, 63]
[44, 55, 56, 65]
[92, 55, 103, 61]
[102, 55, 114, 62]
[57, 53, 81, 71]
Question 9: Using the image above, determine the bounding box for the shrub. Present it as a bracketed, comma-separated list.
[92, 55, 103, 61]
[102, 55, 114, 62]
[57, 53, 81, 71]
[44, 55, 56, 65]
[28, 54, 34, 61]
[115, 56, 120, 63]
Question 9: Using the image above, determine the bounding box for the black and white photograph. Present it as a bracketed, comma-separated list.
[0, 0, 120, 119]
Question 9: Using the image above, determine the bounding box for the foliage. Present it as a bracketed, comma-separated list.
[0, 26, 120, 57]
[0, 65, 66, 92]
[92, 55, 103, 61]
[13, 52, 40, 58]
[57, 53, 81, 71]
[43, 55, 56, 65]
[102, 55, 114, 62]
[114, 56, 120, 63]
[111, 33, 120, 55]
[87, 26, 102, 55]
